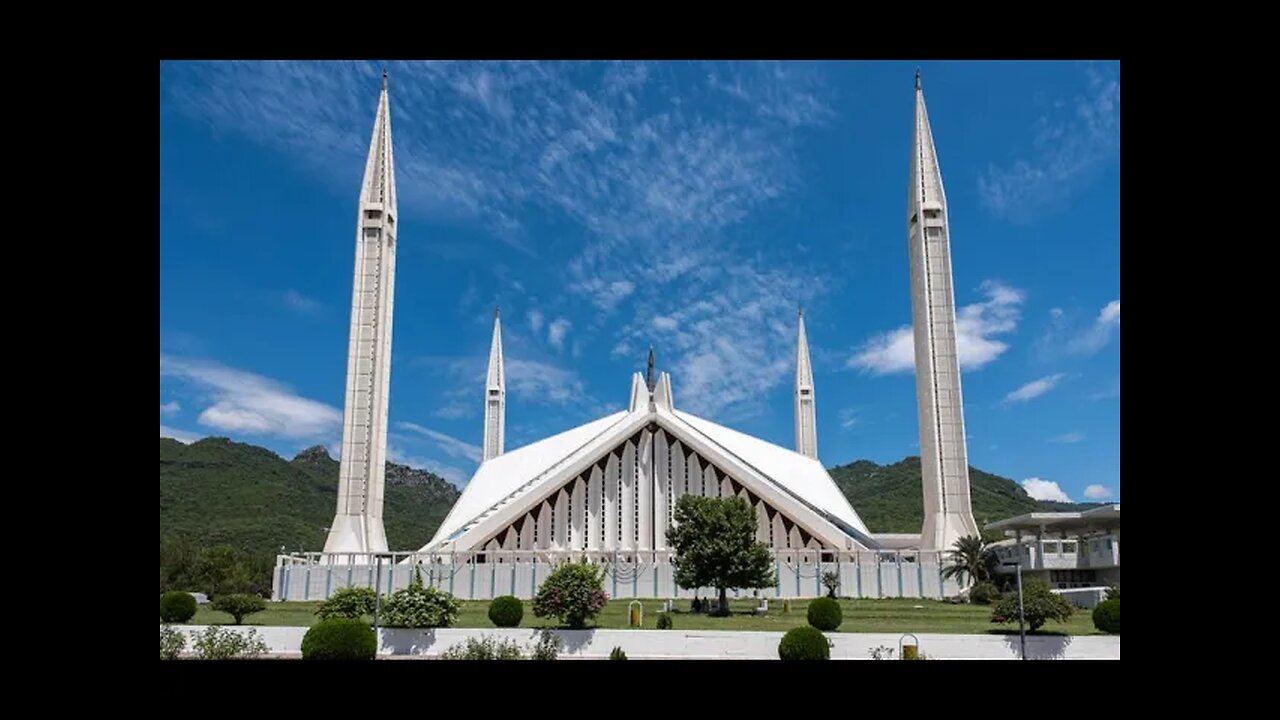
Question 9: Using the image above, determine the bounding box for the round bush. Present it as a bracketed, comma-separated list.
[488, 596, 524, 627]
[301, 619, 377, 661]
[969, 582, 999, 605]
[806, 597, 843, 631]
[656, 612, 673, 630]
[160, 591, 197, 623]
[1092, 599, 1120, 634]
[778, 626, 830, 660]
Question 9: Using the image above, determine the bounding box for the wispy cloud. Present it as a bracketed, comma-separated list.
[1022, 477, 1072, 503]
[1049, 431, 1086, 444]
[1068, 299, 1120, 354]
[160, 425, 203, 444]
[1004, 373, 1067, 404]
[850, 281, 1025, 375]
[1038, 298, 1120, 360]
[397, 421, 483, 463]
[160, 401, 182, 416]
[1088, 377, 1121, 401]
[280, 289, 323, 315]
[547, 318, 571, 351]
[839, 408, 860, 430]
[527, 309, 544, 334]
[160, 355, 341, 440]
[1084, 484, 1113, 500]
[979, 63, 1120, 221]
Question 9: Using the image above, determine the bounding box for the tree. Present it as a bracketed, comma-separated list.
[942, 534, 997, 588]
[990, 578, 1074, 632]
[532, 561, 608, 629]
[665, 495, 775, 616]
[211, 594, 267, 625]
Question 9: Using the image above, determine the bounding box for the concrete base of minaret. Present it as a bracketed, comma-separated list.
[323, 514, 389, 559]
[921, 511, 980, 552]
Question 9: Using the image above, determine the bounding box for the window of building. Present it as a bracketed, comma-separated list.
[1061, 542, 1077, 554]
[364, 209, 382, 219]
[1043, 541, 1059, 554]
[1105, 538, 1113, 550]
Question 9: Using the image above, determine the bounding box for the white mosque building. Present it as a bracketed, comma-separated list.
[272, 69, 979, 602]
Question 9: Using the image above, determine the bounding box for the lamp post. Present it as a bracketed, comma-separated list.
[1002, 561, 1026, 660]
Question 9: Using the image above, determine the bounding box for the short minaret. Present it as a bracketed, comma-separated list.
[325, 70, 398, 556]
[908, 70, 979, 551]
[483, 307, 506, 462]
[794, 307, 818, 459]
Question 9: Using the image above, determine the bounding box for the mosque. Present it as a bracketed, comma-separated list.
[272, 69, 979, 601]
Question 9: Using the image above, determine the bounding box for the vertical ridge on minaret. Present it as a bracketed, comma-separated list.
[646, 346, 656, 392]
[483, 307, 506, 462]
[794, 307, 818, 459]
[325, 74, 399, 557]
[907, 72, 979, 550]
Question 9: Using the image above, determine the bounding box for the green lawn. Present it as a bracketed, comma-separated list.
[189, 597, 1101, 635]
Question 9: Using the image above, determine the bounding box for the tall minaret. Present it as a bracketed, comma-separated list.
[482, 307, 505, 462]
[908, 70, 979, 551]
[794, 308, 818, 459]
[325, 70, 398, 556]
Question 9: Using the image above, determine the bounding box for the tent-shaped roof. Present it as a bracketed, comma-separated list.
[420, 372, 878, 553]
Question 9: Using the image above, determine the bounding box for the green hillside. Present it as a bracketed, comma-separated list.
[829, 456, 1100, 534]
[159, 437, 459, 557]
[160, 438, 1099, 556]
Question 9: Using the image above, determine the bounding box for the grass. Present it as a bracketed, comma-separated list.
[188, 597, 1102, 635]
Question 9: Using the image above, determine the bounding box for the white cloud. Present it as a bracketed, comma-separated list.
[652, 315, 679, 332]
[506, 358, 589, 404]
[1068, 299, 1120, 354]
[1084, 484, 1113, 500]
[1004, 373, 1067, 404]
[527, 309, 544, 334]
[851, 281, 1025, 375]
[160, 425, 203, 444]
[839, 408, 859, 430]
[572, 278, 635, 312]
[160, 401, 181, 416]
[281, 289, 323, 315]
[1022, 477, 1072, 503]
[979, 63, 1120, 221]
[547, 318, 572, 350]
[1049, 431, 1086, 444]
[160, 355, 341, 440]
[397, 422, 483, 463]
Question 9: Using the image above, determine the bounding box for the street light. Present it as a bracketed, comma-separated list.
[1002, 561, 1026, 661]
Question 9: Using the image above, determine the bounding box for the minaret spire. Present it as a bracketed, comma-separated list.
[908, 74, 979, 551]
[646, 346, 656, 392]
[794, 307, 818, 459]
[483, 306, 506, 461]
[325, 75, 400, 557]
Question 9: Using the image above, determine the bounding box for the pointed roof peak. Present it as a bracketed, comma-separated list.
[382, 67, 389, 90]
[646, 346, 656, 392]
[798, 304, 804, 318]
[494, 305, 501, 319]
[915, 67, 921, 91]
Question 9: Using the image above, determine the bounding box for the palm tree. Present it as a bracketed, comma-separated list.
[942, 535, 995, 587]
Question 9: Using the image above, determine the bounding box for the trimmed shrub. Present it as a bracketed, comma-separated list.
[160, 591, 197, 623]
[212, 594, 266, 625]
[609, 646, 628, 660]
[532, 561, 608, 629]
[160, 625, 186, 660]
[807, 597, 843, 631]
[488, 596, 524, 627]
[441, 636, 524, 660]
[656, 612, 673, 630]
[301, 618, 377, 660]
[1092, 599, 1120, 634]
[317, 587, 377, 620]
[192, 627, 268, 660]
[382, 571, 461, 628]
[778, 626, 831, 660]
[991, 578, 1074, 632]
[969, 581, 999, 605]
[530, 628, 563, 660]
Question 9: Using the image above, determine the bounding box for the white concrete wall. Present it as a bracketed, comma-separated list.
[164, 625, 1119, 660]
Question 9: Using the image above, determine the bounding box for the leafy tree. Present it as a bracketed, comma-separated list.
[665, 496, 775, 616]
[212, 594, 267, 625]
[990, 578, 1074, 632]
[532, 561, 608, 629]
[821, 570, 840, 598]
[942, 535, 998, 588]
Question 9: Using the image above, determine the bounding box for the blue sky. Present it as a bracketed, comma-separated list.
[159, 60, 1120, 504]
